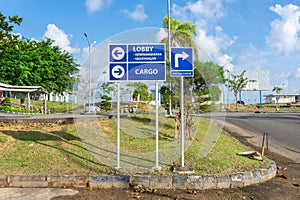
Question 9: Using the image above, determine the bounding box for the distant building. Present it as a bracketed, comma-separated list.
[264, 94, 299, 104]
[0, 82, 70, 103]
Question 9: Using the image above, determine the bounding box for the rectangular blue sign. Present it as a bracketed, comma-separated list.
[170, 47, 194, 77]
[109, 43, 166, 81]
[128, 63, 165, 81]
[128, 44, 165, 63]
[171, 70, 194, 77]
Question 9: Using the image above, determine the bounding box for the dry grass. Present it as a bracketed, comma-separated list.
[0, 115, 271, 175]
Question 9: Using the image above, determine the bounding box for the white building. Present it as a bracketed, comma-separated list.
[48, 91, 70, 102]
[264, 94, 299, 104]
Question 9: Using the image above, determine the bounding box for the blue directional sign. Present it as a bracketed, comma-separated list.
[128, 63, 165, 81]
[128, 44, 165, 63]
[109, 43, 166, 81]
[109, 63, 127, 81]
[109, 45, 127, 63]
[170, 47, 193, 77]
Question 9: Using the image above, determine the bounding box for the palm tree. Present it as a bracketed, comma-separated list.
[272, 86, 283, 111]
[161, 16, 199, 59]
[226, 70, 256, 111]
[160, 16, 198, 138]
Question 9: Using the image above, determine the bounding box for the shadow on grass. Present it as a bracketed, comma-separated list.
[2, 130, 170, 171]
[1, 130, 109, 169]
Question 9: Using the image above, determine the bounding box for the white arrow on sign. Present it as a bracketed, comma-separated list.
[112, 47, 125, 60]
[174, 51, 189, 68]
[112, 65, 125, 79]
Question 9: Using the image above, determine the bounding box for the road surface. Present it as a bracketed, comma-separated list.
[200, 112, 300, 162]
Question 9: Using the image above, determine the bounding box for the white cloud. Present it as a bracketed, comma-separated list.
[195, 27, 237, 66]
[122, 4, 148, 22]
[172, 0, 226, 28]
[266, 4, 300, 54]
[43, 24, 80, 54]
[172, 1, 237, 69]
[155, 28, 168, 42]
[296, 68, 300, 78]
[218, 54, 234, 71]
[233, 44, 261, 65]
[85, 0, 112, 13]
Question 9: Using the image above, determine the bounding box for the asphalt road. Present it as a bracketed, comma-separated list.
[200, 112, 300, 162]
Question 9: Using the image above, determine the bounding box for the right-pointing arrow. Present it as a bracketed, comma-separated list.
[174, 51, 189, 68]
[112, 65, 125, 79]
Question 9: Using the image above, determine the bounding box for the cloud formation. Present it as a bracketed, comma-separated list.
[43, 24, 80, 54]
[122, 4, 148, 22]
[296, 68, 300, 78]
[172, 0, 226, 27]
[266, 4, 300, 54]
[85, 0, 112, 13]
[172, 0, 236, 69]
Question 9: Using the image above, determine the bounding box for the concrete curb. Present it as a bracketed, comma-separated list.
[0, 162, 276, 190]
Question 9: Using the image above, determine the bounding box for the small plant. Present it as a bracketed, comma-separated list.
[2, 98, 12, 107]
[0, 105, 39, 113]
[0, 135, 8, 143]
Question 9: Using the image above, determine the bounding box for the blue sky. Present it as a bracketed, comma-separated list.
[1, 0, 300, 100]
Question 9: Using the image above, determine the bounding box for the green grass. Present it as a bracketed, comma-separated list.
[0, 116, 271, 175]
[8, 98, 82, 113]
[226, 103, 300, 112]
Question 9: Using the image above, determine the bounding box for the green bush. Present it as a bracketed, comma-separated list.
[49, 107, 67, 113]
[0, 105, 39, 113]
[2, 98, 12, 106]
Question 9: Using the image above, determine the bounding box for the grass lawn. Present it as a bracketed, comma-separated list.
[0, 115, 271, 175]
[8, 98, 82, 113]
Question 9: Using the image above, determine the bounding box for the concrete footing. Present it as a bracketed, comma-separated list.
[0, 162, 277, 190]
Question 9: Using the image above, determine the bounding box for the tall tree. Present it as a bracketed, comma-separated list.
[161, 16, 201, 138]
[130, 82, 152, 102]
[272, 86, 283, 111]
[160, 16, 199, 112]
[0, 12, 23, 52]
[191, 61, 225, 110]
[0, 38, 79, 93]
[0, 13, 79, 94]
[161, 16, 198, 59]
[226, 70, 256, 111]
[100, 82, 115, 112]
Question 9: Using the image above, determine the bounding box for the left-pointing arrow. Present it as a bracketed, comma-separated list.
[112, 47, 125, 60]
[174, 51, 189, 68]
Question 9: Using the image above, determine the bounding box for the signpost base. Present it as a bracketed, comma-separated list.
[172, 165, 194, 174]
[113, 166, 122, 171]
[151, 166, 162, 172]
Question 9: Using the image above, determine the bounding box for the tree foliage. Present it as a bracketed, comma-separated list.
[226, 70, 256, 110]
[100, 82, 115, 112]
[160, 16, 226, 114]
[129, 82, 152, 102]
[0, 12, 23, 52]
[272, 86, 283, 94]
[272, 86, 283, 111]
[161, 16, 198, 59]
[0, 12, 79, 94]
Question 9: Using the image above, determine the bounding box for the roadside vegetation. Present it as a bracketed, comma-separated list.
[0, 116, 271, 176]
[0, 98, 82, 114]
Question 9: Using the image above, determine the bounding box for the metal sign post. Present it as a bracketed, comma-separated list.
[114, 81, 121, 170]
[170, 47, 193, 168]
[152, 82, 162, 171]
[109, 43, 166, 171]
[180, 76, 185, 167]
